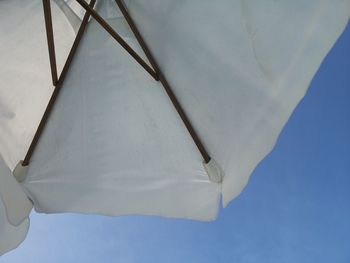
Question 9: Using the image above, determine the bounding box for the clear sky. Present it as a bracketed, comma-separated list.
[2, 22, 349, 263]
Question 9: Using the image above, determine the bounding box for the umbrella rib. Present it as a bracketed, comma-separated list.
[75, 0, 159, 81]
[23, 0, 211, 166]
[22, 0, 97, 166]
[114, 0, 211, 164]
[43, 0, 58, 86]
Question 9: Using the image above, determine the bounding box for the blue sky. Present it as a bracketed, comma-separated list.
[2, 22, 349, 263]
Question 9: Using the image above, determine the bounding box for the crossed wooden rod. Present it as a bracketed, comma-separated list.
[22, 0, 211, 166]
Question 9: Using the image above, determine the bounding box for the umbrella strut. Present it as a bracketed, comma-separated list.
[22, 0, 211, 167]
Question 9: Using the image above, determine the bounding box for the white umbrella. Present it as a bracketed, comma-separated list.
[1, 0, 349, 255]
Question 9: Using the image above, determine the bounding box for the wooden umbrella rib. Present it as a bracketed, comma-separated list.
[22, 0, 97, 166]
[42, 0, 58, 86]
[114, 0, 211, 163]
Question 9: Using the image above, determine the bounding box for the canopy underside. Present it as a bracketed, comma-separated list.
[0, 0, 349, 255]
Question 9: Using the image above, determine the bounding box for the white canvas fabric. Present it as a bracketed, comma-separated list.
[0, 157, 32, 255]
[0, 200, 30, 257]
[0, 0, 349, 256]
[22, 15, 221, 221]
[0, 0, 75, 171]
[126, 0, 350, 205]
[0, 1, 73, 255]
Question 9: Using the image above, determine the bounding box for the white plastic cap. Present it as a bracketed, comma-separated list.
[203, 159, 222, 183]
[12, 161, 28, 183]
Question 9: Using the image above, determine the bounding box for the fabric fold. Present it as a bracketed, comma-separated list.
[0, 157, 32, 256]
[0, 0, 349, 256]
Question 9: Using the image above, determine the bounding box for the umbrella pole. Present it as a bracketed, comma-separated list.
[114, 0, 212, 164]
[22, 0, 97, 166]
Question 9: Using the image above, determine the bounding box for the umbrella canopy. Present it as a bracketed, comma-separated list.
[1, 0, 349, 256]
